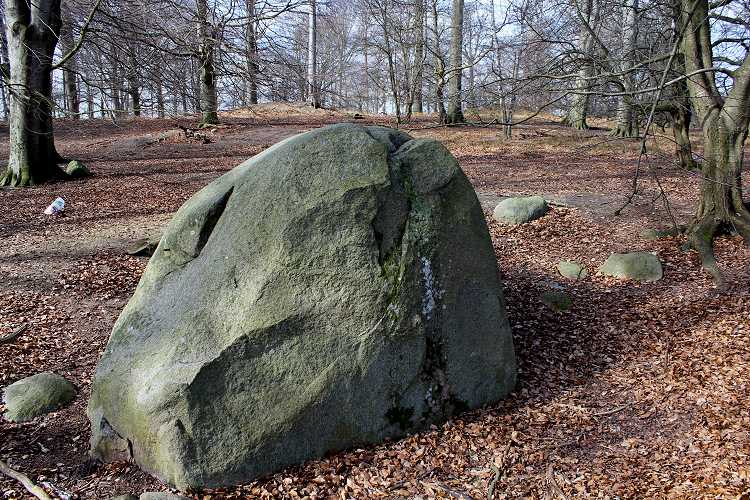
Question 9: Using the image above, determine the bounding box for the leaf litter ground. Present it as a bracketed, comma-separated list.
[0, 110, 748, 499]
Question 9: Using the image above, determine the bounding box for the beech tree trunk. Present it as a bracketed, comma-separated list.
[431, 0, 446, 122]
[413, 0, 424, 114]
[197, 0, 219, 125]
[563, 0, 596, 130]
[668, 102, 696, 170]
[60, 16, 79, 119]
[445, 0, 464, 124]
[245, 0, 258, 105]
[679, 0, 750, 283]
[610, 0, 638, 137]
[1, 0, 64, 187]
[307, 0, 320, 108]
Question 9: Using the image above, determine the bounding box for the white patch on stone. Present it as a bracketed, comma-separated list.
[420, 257, 437, 319]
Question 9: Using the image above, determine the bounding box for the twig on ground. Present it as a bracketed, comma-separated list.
[487, 464, 502, 500]
[546, 465, 569, 499]
[0, 323, 28, 344]
[593, 400, 638, 417]
[0, 459, 52, 500]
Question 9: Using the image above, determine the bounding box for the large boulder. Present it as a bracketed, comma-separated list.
[88, 124, 516, 489]
[3, 372, 76, 422]
[599, 252, 663, 281]
[493, 196, 549, 224]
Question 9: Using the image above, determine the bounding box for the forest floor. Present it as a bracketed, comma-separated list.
[1, 105, 749, 499]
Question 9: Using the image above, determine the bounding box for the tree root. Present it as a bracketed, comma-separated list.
[609, 125, 638, 138]
[560, 117, 589, 130]
[687, 216, 725, 288]
[0, 460, 52, 500]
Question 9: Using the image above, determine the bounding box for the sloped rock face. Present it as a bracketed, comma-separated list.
[88, 124, 516, 489]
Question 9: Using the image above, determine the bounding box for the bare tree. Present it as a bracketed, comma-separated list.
[1, 0, 64, 186]
[445, 0, 464, 123]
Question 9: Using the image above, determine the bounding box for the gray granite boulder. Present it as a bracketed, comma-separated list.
[493, 196, 549, 224]
[599, 252, 663, 281]
[88, 124, 517, 489]
[3, 372, 76, 422]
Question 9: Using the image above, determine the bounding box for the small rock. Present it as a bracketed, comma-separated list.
[140, 493, 191, 500]
[599, 252, 663, 282]
[640, 226, 685, 241]
[541, 290, 573, 312]
[108, 495, 138, 500]
[493, 196, 549, 224]
[558, 260, 588, 280]
[3, 372, 76, 422]
[66, 160, 91, 178]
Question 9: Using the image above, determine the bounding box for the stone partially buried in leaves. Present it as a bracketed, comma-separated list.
[3, 372, 76, 422]
[66, 160, 91, 178]
[88, 124, 517, 489]
[493, 196, 549, 224]
[558, 260, 588, 280]
[599, 252, 663, 282]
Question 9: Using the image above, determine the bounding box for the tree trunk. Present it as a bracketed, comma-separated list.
[86, 82, 94, 119]
[610, 0, 638, 137]
[668, 103, 696, 170]
[563, 0, 595, 130]
[679, 0, 750, 283]
[686, 116, 750, 282]
[245, 0, 258, 105]
[413, 0, 424, 114]
[307, 0, 320, 108]
[445, 0, 464, 124]
[431, 0, 446, 122]
[60, 15, 79, 119]
[1, 0, 64, 187]
[127, 50, 141, 117]
[0, 0, 9, 121]
[197, 0, 219, 125]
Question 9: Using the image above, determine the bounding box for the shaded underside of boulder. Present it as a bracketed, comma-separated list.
[599, 252, 663, 281]
[88, 124, 516, 489]
[3, 372, 76, 422]
[493, 196, 549, 224]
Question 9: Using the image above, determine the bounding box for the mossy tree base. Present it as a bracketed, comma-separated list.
[609, 123, 639, 138]
[0, 163, 66, 188]
[685, 194, 750, 287]
[199, 112, 219, 127]
[561, 115, 589, 130]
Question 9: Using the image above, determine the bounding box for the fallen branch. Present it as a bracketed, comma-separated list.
[0, 324, 27, 344]
[0, 459, 52, 500]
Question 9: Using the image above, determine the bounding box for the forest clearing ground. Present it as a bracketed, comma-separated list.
[1, 110, 749, 498]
